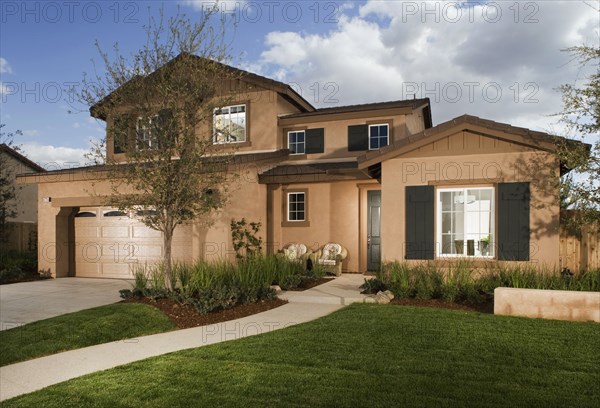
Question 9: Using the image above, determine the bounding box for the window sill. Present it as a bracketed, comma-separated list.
[281, 221, 310, 228]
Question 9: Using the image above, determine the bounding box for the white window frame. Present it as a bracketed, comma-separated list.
[213, 104, 247, 144]
[287, 192, 306, 222]
[436, 187, 495, 258]
[287, 130, 306, 155]
[368, 123, 389, 150]
[136, 115, 159, 150]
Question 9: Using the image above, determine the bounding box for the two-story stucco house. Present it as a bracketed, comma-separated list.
[17, 55, 579, 278]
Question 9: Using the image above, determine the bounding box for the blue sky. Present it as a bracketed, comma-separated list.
[0, 1, 598, 168]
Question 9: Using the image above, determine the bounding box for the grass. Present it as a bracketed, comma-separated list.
[3, 304, 599, 407]
[0, 303, 176, 367]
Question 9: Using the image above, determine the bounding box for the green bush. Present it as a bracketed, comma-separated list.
[0, 250, 39, 284]
[359, 278, 387, 294]
[378, 261, 600, 306]
[129, 255, 306, 314]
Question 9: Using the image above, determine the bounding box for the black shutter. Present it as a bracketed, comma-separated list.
[112, 115, 129, 154]
[405, 185, 435, 260]
[497, 182, 530, 261]
[305, 128, 324, 154]
[348, 124, 369, 151]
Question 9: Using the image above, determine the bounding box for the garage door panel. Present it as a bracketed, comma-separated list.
[102, 226, 130, 238]
[101, 263, 133, 276]
[133, 226, 161, 238]
[75, 226, 99, 238]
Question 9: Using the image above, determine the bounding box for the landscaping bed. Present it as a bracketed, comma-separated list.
[122, 297, 287, 329]
[284, 276, 333, 291]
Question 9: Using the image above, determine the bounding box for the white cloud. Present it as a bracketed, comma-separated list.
[0, 57, 12, 74]
[251, 0, 598, 132]
[20, 142, 91, 170]
[72, 122, 81, 129]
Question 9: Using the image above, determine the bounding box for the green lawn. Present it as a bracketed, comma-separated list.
[0, 303, 176, 367]
[4, 304, 599, 407]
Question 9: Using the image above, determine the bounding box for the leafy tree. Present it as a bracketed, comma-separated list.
[556, 44, 600, 228]
[0, 124, 22, 243]
[77, 7, 241, 286]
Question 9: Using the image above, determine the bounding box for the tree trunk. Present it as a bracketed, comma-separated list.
[163, 220, 174, 290]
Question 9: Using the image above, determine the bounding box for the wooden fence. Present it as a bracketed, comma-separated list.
[2, 222, 38, 252]
[559, 224, 600, 272]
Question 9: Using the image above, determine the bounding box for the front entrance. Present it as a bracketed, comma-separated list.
[367, 190, 381, 271]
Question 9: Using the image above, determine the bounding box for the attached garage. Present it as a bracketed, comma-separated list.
[73, 207, 193, 279]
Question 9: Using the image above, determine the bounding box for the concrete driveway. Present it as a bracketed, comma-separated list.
[0, 278, 131, 330]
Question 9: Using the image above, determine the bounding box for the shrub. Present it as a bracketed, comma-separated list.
[378, 261, 600, 306]
[360, 278, 387, 294]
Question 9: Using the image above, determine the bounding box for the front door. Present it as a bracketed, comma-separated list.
[367, 190, 381, 271]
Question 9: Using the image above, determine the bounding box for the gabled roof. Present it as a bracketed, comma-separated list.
[0, 144, 45, 173]
[358, 114, 586, 174]
[90, 53, 315, 120]
[279, 98, 431, 120]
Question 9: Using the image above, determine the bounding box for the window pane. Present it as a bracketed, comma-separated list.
[441, 192, 452, 211]
[380, 125, 388, 137]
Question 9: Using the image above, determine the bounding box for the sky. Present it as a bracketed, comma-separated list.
[0, 0, 598, 169]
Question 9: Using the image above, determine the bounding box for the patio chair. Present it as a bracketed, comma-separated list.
[277, 243, 312, 263]
[310, 243, 348, 276]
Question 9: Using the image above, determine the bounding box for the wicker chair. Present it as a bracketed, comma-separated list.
[310, 243, 348, 276]
[277, 243, 312, 263]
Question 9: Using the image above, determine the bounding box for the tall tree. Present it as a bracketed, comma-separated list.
[77, 7, 241, 285]
[557, 43, 600, 227]
[0, 124, 22, 244]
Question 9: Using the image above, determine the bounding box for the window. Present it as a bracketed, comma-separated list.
[437, 187, 494, 257]
[369, 124, 389, 150]
[213, 104, 246, 144]
[104, 210, 127, 217]
[136, 116, 159, 150]
[287, 192, 305, 222]
[75, 211, 96, 218]
[288, 130, 305, 155]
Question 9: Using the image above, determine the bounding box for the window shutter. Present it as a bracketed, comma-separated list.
[305, 128, 324, 154]
[497, 182, 530, 261]
[112, 115, 130, 154]
[405, 185, 434, 260]
[348, 124, 369, 151]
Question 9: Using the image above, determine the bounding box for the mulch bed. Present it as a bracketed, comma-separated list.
[122, 297, 288, 329]
[391, 298, 494, 314]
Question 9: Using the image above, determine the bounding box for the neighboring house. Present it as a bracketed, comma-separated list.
[17, 55, 582, 278]
[1, 144, 45, 251]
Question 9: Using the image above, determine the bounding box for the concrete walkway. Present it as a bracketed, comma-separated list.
[0, 278, 129, 331]
[0, 274, 368, 402]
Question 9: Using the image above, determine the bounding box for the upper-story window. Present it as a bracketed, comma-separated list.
[288, 130, 305, 155]
[214, 104, 246, 144]
[136, 115, 159, 150]
[369, 124, 389, 150]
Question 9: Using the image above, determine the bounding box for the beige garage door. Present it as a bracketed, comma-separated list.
[74, 207, 193, 279]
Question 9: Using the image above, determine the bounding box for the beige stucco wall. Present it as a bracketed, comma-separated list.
[269, 180, 380, 272]
[279, 110, 426, 161]
[494, 287, 600, 322]
[106, 86, 304, 162]
[33, 164, 269, 277]
[381, 130, 561, 268]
